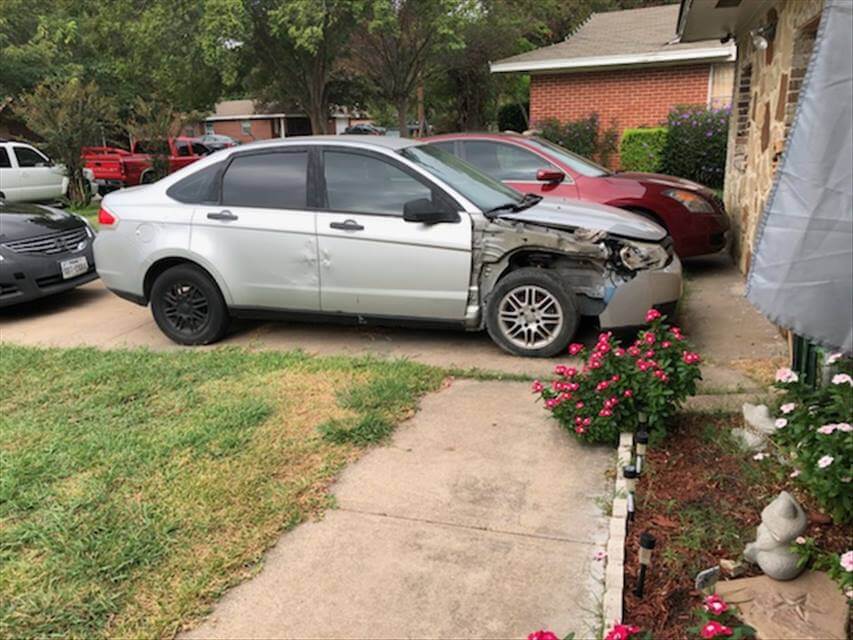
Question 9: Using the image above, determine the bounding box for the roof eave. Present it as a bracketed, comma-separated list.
[490, 45, 736, 74]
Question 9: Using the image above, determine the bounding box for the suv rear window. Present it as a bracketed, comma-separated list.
[166, 162, 224, 204]
[221, 151, 308, 209]
[0, 148, 10, 168]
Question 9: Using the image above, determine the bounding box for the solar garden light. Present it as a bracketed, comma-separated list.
[635, 429, 649, 474]
[634, 531, 656, 598]
[623, 465, 638, 522]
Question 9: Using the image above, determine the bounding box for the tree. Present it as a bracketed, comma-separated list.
[19, 78, 116, 205]
[125, 97, 201, 180]
[351, 0, 466, 136]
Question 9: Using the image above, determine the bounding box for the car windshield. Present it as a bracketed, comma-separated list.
[400, 144, 525, 212]
[525, 137, 610, 177]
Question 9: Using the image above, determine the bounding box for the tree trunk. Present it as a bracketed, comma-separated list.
[397, 96, 409, 138]
[308, 105, 327, 135]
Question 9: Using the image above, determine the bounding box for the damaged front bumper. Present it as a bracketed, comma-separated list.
[598, 255, 683, 328]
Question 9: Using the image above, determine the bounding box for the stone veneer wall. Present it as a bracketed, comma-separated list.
[724, 0, 825, 273]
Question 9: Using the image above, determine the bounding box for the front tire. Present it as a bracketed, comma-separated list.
[485, 268, 579, 357]
[150, 264, 229, 345]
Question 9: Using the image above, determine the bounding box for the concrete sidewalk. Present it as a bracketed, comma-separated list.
[183, 380, 612, 639]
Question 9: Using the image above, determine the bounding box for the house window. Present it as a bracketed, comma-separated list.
[241, 120, 252, 136]
[204, 122, 214, 135]
[733, 63, 752, 170]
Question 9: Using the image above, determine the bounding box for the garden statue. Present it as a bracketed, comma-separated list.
[744, 491, 807, 580]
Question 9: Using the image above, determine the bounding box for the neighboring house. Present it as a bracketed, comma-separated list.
[676, 0, 825, 273]
[490, 4, 735, 168]
[189, 100, 373, 143]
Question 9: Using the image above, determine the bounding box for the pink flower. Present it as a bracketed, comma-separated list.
[831, 373, 853, 386]
[588, 358, 603, 370]
[627, 346, 641, 357]
[817, 424, 836, 435]
[818, 455, 834, 468]
[604, 624, 642, 640]
[593, 549, 607, 561]
[790, 469, 800, 478]
[653, 370, 669, 382]
[643, 332, 656, 345]
[683, 351, 701, 365]
[575, 425, 587, 435]
[575, 401, 585, 409]
[568, 343, 585, 355]
[840, 550, 853, 572]
[780, 402, 796, 414]
[661, 340, 672, 348]
[611, 374, 621, 382]
[531, 380, 544, 393]
[623, 389, 634, 398]
[615, 348, 626, 357]
[645, 308, 662, 322]
[753, 452, 767, 461]
[596, 381, 610, 392]
[565, 367, 578, 378]
[837, 422, 852, 432]
[704, 594, 729, 615]
[775, 367, 799, 383]
[775, 418, 788, 429]
[528, 631, 559, 640]
[545, 399, 558, 409]
[826, 352, 844, 364]
[554, 365, 567, 376]
[599, 409, 612, 417]
[700, 621, 733, 638]
[582, 417, 591, 426]
[795, 536, 807, 544]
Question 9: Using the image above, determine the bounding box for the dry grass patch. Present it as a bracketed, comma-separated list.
[0, 345, 444, 639]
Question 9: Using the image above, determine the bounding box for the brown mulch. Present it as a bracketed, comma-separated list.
[621, 413, 849, 639]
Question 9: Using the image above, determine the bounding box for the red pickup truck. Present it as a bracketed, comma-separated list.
[82, 137, 208, 194]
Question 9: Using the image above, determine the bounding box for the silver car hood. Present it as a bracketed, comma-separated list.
[498, 198, 666, 242]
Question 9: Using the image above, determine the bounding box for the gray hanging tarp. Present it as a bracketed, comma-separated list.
[746, 0, 853, 354]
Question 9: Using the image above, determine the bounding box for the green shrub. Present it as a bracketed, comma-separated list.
[532, 309, 702, 445]
[497, 103, 528, 132]
[771, 357, 853, 523]
[536, 113, 618, 166]
[660, 105, 730, 188]
[620, 127, 667, 173]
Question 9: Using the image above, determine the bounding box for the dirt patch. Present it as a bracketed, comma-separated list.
[623, 413, 848, 638]
[729, 356, 788, 387]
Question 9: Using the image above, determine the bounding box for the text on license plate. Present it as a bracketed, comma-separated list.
[60, 256, 89, 280]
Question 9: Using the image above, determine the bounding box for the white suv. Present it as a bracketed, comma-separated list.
[0, 140, 95, 203]
[93, 136, 681, 357]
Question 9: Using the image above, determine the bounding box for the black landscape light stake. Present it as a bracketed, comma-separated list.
[634, 531, 656, 598]
[635, 429, 649, 474]
[623, 465, 638, 522]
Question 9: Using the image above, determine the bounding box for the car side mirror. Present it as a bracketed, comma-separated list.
[403, 198, 460, 224]
[536, 168, 565, 183]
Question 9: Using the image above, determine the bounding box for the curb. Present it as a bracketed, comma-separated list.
[602, 432, 633, 625]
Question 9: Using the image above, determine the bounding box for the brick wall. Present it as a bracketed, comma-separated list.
[529, 64, 712, 167]
[210, 119, 276, 144]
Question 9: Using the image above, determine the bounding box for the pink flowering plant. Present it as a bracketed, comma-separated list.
[771, 355, 853, 523]
[789, 537, 853, 596]
[688, 594, 755, 639]
[532, 309, 702, 444]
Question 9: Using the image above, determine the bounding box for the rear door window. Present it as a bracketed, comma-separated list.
[221, 151, 308, 209]
[323, 150, 433, 216]
[13, 146, 50, 168]
[167, 162, 224, 204]
[462, 141, 553, 181]
[0, 148, 10, 168]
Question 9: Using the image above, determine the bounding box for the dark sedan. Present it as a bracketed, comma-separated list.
[0, 201, 97, 307]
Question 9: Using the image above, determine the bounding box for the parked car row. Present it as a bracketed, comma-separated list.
[3, 131, 728, 357]
[92, 136, 681, 357]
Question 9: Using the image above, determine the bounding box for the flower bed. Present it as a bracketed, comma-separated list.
[622, 413, 850, 638]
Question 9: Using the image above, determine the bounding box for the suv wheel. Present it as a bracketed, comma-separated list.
[485, 268, 579, 357]
[150, 264, 229, 345]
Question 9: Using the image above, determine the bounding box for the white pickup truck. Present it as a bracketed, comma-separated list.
[0, 140, 95, 203]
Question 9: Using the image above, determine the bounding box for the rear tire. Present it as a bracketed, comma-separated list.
[485, 267, 579, 357]
[150, 264, 229, 345]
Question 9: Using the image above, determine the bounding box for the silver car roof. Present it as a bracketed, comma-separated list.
[234, 135, 419, 152]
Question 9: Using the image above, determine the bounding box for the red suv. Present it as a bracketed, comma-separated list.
[424, 133, 729, 258]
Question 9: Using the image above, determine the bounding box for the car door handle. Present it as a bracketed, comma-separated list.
[329, 219, 364, 231]
[207, 210, 238, 221]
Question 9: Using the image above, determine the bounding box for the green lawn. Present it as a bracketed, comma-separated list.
[69, 203, 99, 227]
[0, 345, 445, 638]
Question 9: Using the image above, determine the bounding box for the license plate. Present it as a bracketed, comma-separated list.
[60, 256, 88, 280]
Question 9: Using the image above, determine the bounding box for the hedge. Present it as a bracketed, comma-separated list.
[620, 127, 667, 173]
[660, 105, 730, 189]
[536, 114, 618, 166]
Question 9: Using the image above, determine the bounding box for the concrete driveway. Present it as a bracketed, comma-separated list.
[0, 254, 787, 380]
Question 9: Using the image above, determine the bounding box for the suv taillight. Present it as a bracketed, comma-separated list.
[98, 206, 117, 226]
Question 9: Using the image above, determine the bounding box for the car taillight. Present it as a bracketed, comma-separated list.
[98, 206, 117, 226]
